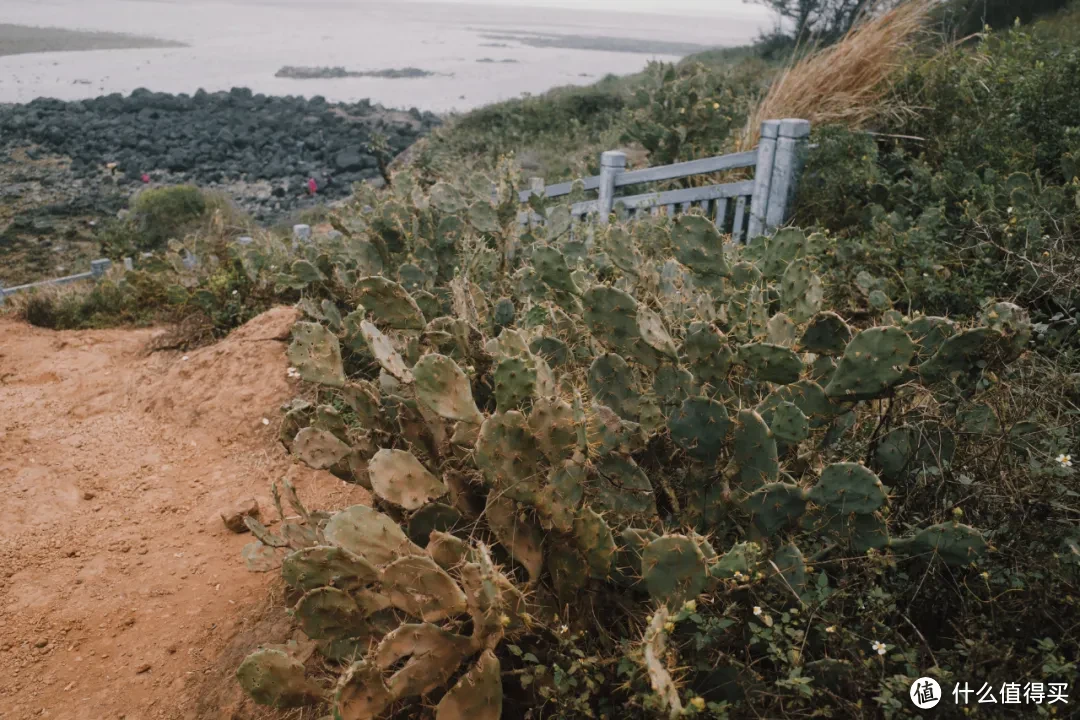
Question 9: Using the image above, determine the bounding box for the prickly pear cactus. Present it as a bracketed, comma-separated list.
[246, 187, 1018, 718]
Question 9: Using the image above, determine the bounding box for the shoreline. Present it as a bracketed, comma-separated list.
[0, 23, 185, 58]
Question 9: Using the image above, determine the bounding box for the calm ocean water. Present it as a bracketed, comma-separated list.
[0, 0, 769, 111]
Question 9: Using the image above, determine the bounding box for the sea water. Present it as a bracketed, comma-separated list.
[0, 0, 769, 111]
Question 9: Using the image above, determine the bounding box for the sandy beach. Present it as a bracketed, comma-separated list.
[0, 0, 769, 112]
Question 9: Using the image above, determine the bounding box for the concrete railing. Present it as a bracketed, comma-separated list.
[517, 118, 811, 243]
[0, 258, 113, 306]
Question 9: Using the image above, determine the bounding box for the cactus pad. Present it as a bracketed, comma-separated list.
[236, 648, 322, 708]
[781, 258, 824, 322]
[412, 354, 483, 424]
[588, 353, 639, 420]
[734, 409, 779, 490]
[892, 522, 987, 565]
[493, 355, 539, 411]
[369, 449, 448, 511]
[528, 396, 579, 462]
[475, 411, 546, 503]
[743, 482, 808, 535]
[381, 555, 469, 621]
[772, 543, 808, 593]
[583, 285, 661, 368]
[672, 214, 729, 279]
[536, 461, 586, 532]
[374, 623, 474, 699]
[767, 401, 810, 445]
[738, 343, 804, 385]
[334, 660, 393, 720]
[668, 396, 731, 465]
[282, 546, 378, 592]
[919, 327, 1001, 381]
[355, 276, 426, 330]
[799, 312, 852, 356]
[825, 326, 915, 400]
[531, 245, 579, 295]
[572, 506, 616, 578]
[808, 463, 887, 514]
[766, 312, 798, 347]
[683, 322, 735, 385]
[636, 305, 679, 359]
[485, 495, 544, 582]
[293, 586, 366, 640]
[435, 650, 503, 720]
[288, 322, 345, 388]
[360, 320, 413, 382]
[324, 505, 423, 566]
[591, 453, 657, 519]
[641, 534, 710, 606]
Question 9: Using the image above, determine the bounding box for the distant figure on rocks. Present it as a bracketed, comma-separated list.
[307, 177, 318, 195]
[141, 173, 151, 184]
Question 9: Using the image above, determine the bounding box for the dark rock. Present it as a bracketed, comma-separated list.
[334, 148, 371, 172]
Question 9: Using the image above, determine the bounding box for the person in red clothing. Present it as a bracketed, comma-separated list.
[307, 177, 318, 195]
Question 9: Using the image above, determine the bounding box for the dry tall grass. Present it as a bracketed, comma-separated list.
[739, 0, 933, 149]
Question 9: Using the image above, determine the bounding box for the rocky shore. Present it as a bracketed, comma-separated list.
[0, 87, 439, 207]
[0, 87, 441, 284]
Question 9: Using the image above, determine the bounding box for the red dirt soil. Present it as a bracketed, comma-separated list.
[0, 308, 370, 720]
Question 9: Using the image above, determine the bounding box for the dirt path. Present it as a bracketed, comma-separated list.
[0, 308, 369, 720]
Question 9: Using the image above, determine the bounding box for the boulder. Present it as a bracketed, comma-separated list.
[334, 148, 371, 172]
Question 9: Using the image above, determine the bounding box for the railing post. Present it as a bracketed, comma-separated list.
[764, 119, 811, 233]
[597, 150, 626, 226]
[90, 259, 111, 279]
[747, 120, 780, 240]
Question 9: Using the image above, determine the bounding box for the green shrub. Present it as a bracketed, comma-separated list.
[793, 23, 1080, 360]
[620, 61, 758, 168]
[934, 0, 1073, 34]
[129, 185, 209, 249]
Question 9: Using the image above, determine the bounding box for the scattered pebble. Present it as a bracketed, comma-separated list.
[135, 663, 151, 674]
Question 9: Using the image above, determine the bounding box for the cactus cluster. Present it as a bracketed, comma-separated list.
[235, 171, 1033, 718]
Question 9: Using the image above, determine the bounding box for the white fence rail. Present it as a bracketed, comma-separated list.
[0, 259, 113, 306]
[517, 118, 811, 243]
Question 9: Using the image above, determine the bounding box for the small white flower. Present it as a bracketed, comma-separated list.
[286, 367, 301, 379]
[871, 640, 887, 655]
[261, 418, 270, 426]
[1007, 206, 1014, 215]
[753, 606, 763, 617]
[825, 625, 836, 634]
[232, 290, 238, 296]
[559, 624, 569, 634]
[1056, 454, 1073, 468]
